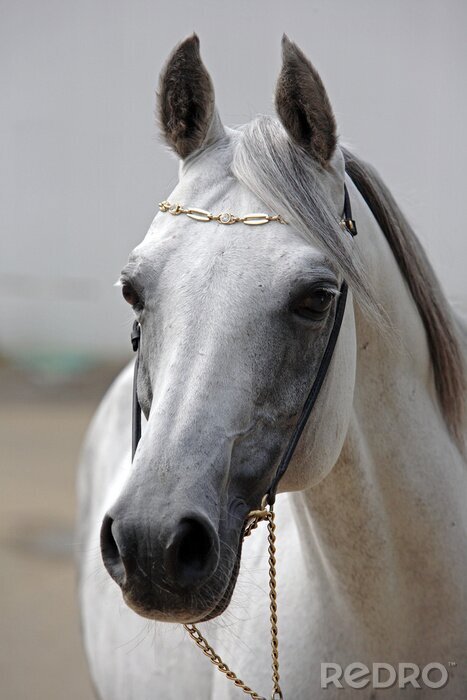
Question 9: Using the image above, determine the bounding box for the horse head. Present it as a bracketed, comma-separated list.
[100, 35, 360, 623]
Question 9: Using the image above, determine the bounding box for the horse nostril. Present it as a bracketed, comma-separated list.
[100, 514, 126, 585]
[178, 520, 211, 571]
[165, 517, 219, 589]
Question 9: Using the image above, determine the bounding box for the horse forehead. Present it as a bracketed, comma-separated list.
[135, 220, 327, 291]
[132, 143, 329, 288]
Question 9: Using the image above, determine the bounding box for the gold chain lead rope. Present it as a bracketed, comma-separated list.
[184, 504, 284, 700]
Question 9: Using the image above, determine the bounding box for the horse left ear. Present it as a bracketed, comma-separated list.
[275, 35, 337, 167]
[157, 34, 224, 159]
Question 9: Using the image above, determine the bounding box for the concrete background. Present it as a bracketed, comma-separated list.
[0, 2, 466, 699]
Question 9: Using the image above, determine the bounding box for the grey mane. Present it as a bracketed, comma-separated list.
[342, 147, 465, 447]
[233, 115, 465, 448]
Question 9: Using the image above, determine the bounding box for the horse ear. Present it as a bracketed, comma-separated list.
[275, 35, 337, 166]
[157, 34, 224, 159]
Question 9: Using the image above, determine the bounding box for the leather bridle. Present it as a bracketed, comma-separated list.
[130, 184, 356, 500]
[127, 184, 357, 699]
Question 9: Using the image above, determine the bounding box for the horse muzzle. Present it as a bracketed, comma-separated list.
[99, 508, 237, 622]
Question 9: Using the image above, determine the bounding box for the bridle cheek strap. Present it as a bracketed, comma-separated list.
[266, 280, 348, 505]
[131, 321, 142, 461]
[265, 184, 356, 502]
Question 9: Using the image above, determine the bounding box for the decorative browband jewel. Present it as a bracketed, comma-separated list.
[158, 201, 287, 226]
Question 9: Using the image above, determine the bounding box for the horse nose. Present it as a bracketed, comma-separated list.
[100, 512, 219, 591]
[164, 516, 219, 589]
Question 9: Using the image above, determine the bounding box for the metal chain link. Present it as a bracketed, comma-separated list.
[183, 625, 266, 700]
[159, 199, 352, 234]
[265, 510, 282, 699]
[183, 505, 284, 700]
[159, 200, 287, 226]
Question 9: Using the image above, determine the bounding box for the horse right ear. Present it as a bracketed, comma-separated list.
[157, 34, 225, 159]
[275, 35, 337, 167]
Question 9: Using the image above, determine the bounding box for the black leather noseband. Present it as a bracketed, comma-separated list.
[130, 185, 357, 506]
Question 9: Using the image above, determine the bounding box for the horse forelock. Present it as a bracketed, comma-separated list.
[342, 148, 466, 449]
[232, 116, 384, 327]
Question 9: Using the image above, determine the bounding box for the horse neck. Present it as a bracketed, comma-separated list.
[289, 177, 467, 628]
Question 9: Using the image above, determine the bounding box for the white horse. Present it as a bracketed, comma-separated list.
[77, 35, 467, 699]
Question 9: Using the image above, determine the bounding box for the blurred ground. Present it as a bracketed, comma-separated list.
[0, 359, 125, 700]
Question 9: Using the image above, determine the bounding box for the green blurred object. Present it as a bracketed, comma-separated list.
[15, 352, 98, 380]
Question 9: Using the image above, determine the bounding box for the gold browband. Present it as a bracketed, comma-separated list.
[158, 201, 287, 226]
[159, 200, 355, 234]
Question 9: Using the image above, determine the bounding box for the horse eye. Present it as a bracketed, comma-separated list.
[121, 282, 140, 308]
[293, 289, 335, 321]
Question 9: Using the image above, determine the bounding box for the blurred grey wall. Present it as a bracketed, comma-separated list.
[1, 0, 466, 361]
